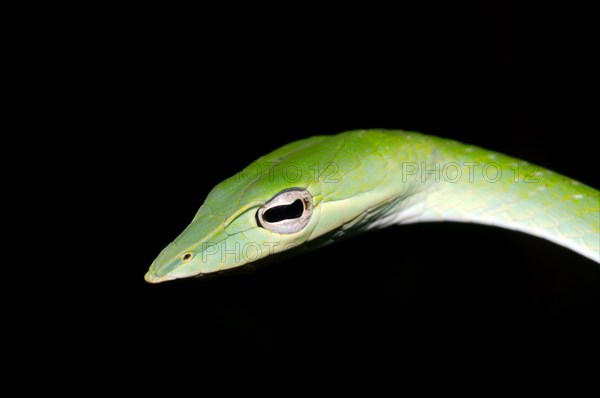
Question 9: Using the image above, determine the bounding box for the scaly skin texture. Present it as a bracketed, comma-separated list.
[145, 130, 599, 283]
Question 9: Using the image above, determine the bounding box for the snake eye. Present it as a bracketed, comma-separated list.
[181, 253, 194, 263]
[256, 188, 313, 234]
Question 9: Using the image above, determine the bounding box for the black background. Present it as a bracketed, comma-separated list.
[8, 2, 599, 397]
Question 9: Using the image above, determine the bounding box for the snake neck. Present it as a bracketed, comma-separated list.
[380, 134, 600, 262]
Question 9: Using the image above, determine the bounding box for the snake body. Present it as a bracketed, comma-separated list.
[146, 130, 599, 283]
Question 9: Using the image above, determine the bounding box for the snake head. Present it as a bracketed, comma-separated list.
[145, 130, 405, 283]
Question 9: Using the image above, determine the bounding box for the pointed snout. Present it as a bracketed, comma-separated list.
[144, 261, 176, 284]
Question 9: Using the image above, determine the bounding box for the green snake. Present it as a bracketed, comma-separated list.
[145, 130, 599, 283]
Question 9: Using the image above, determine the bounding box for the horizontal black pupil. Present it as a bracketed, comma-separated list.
[263, 199, 304, 223]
